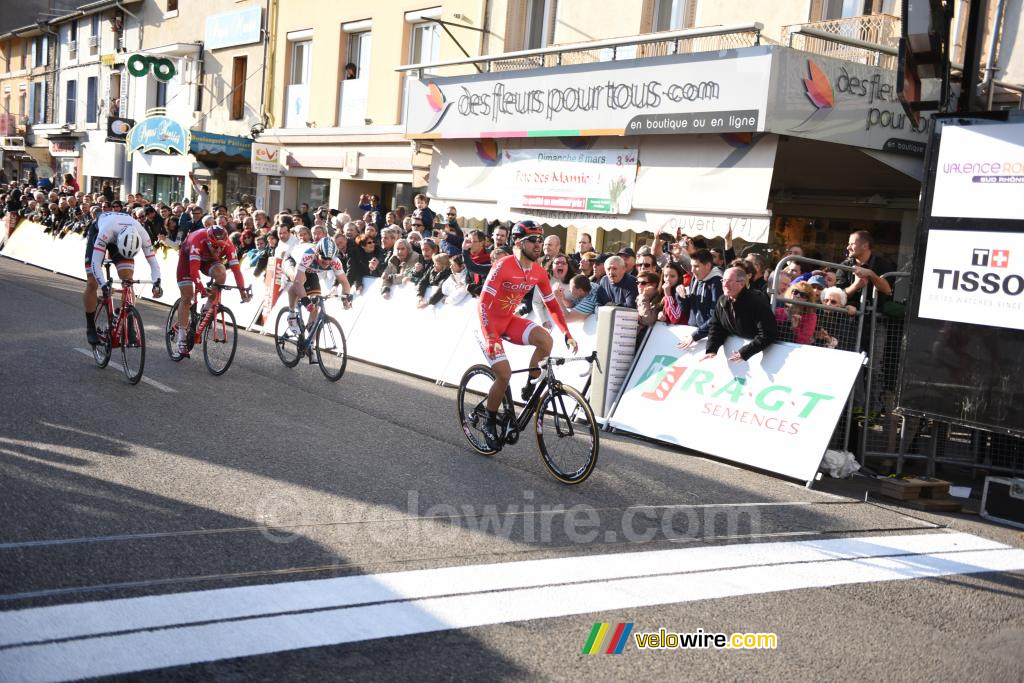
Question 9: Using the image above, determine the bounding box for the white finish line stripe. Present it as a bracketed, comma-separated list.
[73, 348, 176, 393]
[1, 535, 1022, 682]
[0, 531, 1001, 647]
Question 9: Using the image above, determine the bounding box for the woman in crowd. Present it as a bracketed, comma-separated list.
[815, 286, 859, 351]
[636, 270, 663, 337]
[658, 261, 689, 324]
[775, 280, 818, 344]
[442, 254, 471, 305]
[381, 238, 421, 298]
[346, 233, 386, 291]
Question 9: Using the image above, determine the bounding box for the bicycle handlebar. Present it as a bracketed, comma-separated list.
[540, 350, 601, 374]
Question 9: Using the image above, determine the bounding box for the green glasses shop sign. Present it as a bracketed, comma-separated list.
[127, 54, 177, 82]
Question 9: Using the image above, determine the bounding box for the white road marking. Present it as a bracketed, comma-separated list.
[0, 532, 1022, 681]
[73, 348, 176, 393]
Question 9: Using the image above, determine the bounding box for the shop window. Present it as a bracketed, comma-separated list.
[297, 178, 330, 209]
[138, 173, 185, 204]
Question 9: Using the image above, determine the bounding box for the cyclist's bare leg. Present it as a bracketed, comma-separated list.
[177, 283, 194, 329]
[83, 273, 98, 313]
[525, 326, 553, 382]
[486, 359, 512, 412]
[209, 262, 227, 287]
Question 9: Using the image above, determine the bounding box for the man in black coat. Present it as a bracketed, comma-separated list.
[703, 266, 778, 363]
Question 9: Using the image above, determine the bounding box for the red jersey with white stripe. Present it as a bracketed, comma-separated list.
[478, 254, 570, 347]
[181, 228, 245, 290]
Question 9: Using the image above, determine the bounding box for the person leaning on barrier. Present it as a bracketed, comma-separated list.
[381, 238, 421, 299]
[416, 253, 452, 308]
[700, 267, 778, 363]
[774, 280, 819, 345]
[406, 237, 438, 288]
[676, 249, 724, 349]
[815, 286, 858, 351]
[595, 255, 638, 308]
[837, 230, 894, 310]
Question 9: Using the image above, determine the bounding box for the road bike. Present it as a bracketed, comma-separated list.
[164, 279, 250, 376]
[457, 351, 601, 484]
[274, 293, 350, 381]
[91, 260, 151, 385]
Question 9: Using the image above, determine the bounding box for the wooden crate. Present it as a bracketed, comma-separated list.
[879, 477, 951, 501]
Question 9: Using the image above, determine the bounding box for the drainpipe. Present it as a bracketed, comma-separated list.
[983, 0, 1007, 109]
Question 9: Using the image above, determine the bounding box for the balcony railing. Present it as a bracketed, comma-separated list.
[285, 83, 309, 128]
[782, 14, 900, 69]
[337, 78, 368, 127]
[397, 23, 765, 77]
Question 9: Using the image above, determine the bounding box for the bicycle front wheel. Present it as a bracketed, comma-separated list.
[456, 364, 512, 456]
[314, 316, 347, 381]
[535, 385, 599, 484]
[92, 306, 112, 368]
[274, 307, 302, 368]
[120, 305, 145, 385]
[203, 305, 237, 376]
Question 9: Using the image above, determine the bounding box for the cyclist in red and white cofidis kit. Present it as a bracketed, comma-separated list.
[476, 220, 577, 449]
[173, 225, 251, 357]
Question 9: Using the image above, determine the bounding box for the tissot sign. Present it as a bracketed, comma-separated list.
[918, 229, 1024, 331]
[405, 49, 773, 139]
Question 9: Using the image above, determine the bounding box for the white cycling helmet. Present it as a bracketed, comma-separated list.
[116, 226, 142, 258]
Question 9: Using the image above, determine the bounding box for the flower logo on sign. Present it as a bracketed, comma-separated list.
[420, 81, 453, 134]
[474, 139, 499, 165]
[789, 60, 835, 133]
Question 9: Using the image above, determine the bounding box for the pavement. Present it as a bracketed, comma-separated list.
[0, 255, 1021, 682]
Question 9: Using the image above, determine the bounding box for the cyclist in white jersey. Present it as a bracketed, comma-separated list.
[281, 237, 353, 335]
[83, 210, 162, 345]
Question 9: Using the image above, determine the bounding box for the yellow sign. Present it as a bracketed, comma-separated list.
[101, 54, 116, 66]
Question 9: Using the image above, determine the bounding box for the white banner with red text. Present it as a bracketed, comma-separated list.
[608, 322, 863, 482]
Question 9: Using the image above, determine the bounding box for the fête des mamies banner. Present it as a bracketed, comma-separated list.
[608, 323, 863, 482]
[505, 148, 638, 214]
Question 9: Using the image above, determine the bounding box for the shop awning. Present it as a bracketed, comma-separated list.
[428, 135, 778, 243]
[20, 146, 52, 167]
[189, 130, 252, 159]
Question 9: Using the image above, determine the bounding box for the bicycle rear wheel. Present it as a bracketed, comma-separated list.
[203, 305, 237, 376]
[314, 316, 347, 381]
[120, 305, 145, 385]
[457, 364, 512, 456]
[92, 306, 112, 368]
[535, 385, 599, 484]
[274, 307, 302, 368]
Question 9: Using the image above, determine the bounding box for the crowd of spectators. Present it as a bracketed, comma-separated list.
[3, 178, 886, 358]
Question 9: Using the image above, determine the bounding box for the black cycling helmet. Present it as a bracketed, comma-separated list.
[510, 220, 543, 242]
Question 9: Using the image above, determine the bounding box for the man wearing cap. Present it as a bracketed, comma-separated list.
[617, 246, 637, 275]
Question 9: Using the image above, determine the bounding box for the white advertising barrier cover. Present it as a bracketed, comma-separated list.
[406, 49, 773, 139]
[504, 148, 638, 215]
[917, 229, 1024, 331]
[255, 272, 599, 397]
[608, 323, 863, 482]
[931, 122, 1024, 220]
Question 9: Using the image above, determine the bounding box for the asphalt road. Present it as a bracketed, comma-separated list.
[0, 256, 1022, 682]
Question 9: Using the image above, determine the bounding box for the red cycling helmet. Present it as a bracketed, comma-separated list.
[510, 220, 543, 242]
[207, 226, 229, 245]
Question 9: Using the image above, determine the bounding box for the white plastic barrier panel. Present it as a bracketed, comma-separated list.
[607, 322, 863, 483]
